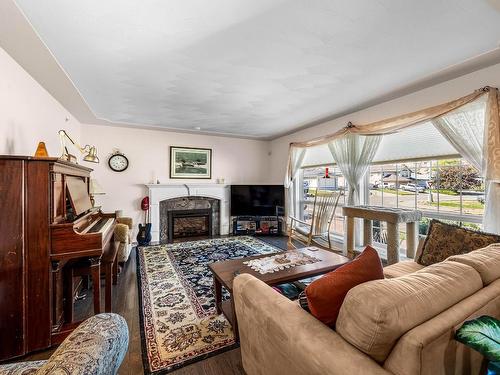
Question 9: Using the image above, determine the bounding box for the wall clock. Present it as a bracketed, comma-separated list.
[108, 151, 129, 172]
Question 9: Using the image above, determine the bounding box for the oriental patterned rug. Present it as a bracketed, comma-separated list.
[137, 236, 280, 374]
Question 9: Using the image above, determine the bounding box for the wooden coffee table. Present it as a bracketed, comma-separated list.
[208, 247, 349, 340]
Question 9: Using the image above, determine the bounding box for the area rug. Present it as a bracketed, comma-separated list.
[137, 236, 281, 374]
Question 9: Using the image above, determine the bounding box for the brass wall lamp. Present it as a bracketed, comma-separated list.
[58, 129, 99, 163]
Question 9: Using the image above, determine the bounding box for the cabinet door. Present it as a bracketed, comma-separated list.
[0, 160, 25, 360]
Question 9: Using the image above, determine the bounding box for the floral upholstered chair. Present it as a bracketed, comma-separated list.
[0, 313, 129, 375]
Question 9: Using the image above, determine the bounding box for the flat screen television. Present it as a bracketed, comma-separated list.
[230, 185, 285, 217]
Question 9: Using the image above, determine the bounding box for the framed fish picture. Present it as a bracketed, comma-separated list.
[169, 146, 212, 179]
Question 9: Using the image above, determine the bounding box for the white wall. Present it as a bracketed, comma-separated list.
[4, 35, 500, 233]
[81, 124, 271, 226]
[269, 62, 500, 183]
[0, 43, 273, 232]
[0, 46, 81, 156]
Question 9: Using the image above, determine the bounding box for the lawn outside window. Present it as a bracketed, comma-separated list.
[298, 157, 484, 252]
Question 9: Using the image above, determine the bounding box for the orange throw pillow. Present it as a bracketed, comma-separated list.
[305, 245, 384, 327]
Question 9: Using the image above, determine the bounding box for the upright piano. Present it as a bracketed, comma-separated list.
[0, 156, 116, 361]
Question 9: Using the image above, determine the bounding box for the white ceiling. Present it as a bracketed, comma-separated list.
[13, 0, 500, 138]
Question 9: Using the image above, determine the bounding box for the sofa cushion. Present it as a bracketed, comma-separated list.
[233, 274, 392, 375]
[336, 261, 482, 362]
[304, 246, 384, 327]
[448, 244, 500, 285]
[384, 278, 500, 375]
[418, 220, 500, 266]
[383, 261, 425, 278]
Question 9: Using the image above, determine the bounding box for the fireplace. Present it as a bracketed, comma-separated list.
[160, 196, 220, 243]
[168, 209, 212, 240]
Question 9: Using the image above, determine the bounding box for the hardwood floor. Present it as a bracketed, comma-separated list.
[23, 236, 294, 375]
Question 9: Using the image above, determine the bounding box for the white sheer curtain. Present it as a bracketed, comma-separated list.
[328, 134, 382, 205]
[484, 182, 500, 234]
[432, 96, 500, 234]
[284, 146, 306, 218]
[432, 97, 485, 172]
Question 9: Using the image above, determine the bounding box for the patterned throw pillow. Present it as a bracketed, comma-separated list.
[417, 220, 500, 266]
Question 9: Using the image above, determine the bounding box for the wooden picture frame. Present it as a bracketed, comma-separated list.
[169, 146, 212, 179]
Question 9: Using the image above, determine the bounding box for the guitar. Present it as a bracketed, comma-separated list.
[137, 196, 152, 245]
[137, 223, 152, 246]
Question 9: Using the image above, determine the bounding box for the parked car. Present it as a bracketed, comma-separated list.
[303, 180, 310, 196]
[379, 182, 396, 189]
[402, 183, 426, 192]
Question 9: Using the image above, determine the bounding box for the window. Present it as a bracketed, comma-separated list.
[300, 166, 348, 238]
[297, 158, 484, 254]
[291, 97, 490, 254]
[368, 158, 484, 247]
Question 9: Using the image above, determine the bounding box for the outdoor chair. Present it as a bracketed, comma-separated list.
[288, 190, 342, 251]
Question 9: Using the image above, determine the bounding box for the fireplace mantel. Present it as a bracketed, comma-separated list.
[146, 183, 227, 188]
[146, 183, 230, 242]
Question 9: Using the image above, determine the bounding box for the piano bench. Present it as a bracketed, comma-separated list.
[68, 242, 120, 320]
[102, 240, 120, 311]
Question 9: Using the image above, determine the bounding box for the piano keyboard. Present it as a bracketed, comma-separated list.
[84, 218, 114, 234]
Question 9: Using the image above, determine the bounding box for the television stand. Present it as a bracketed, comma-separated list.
[232, 216, 283, 236]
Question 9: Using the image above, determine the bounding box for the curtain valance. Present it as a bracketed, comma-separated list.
[485, 87, 500, 183]
[287, 86, 499, 181]
[289, 87, 490, 148]
[284, 86, 500, 234]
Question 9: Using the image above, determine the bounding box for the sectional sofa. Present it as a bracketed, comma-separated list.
[234, 244, 500, 375]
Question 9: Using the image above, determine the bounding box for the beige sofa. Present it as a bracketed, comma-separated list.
[233, 244, 500, 375]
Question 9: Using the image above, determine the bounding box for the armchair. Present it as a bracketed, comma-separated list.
[0, 313, 128, 375]
[115, 217, 133, 263]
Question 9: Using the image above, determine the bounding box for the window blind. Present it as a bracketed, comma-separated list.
[301, 122, 458, 168]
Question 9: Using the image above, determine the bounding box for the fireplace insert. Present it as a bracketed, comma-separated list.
[167, 208, 212, 242]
